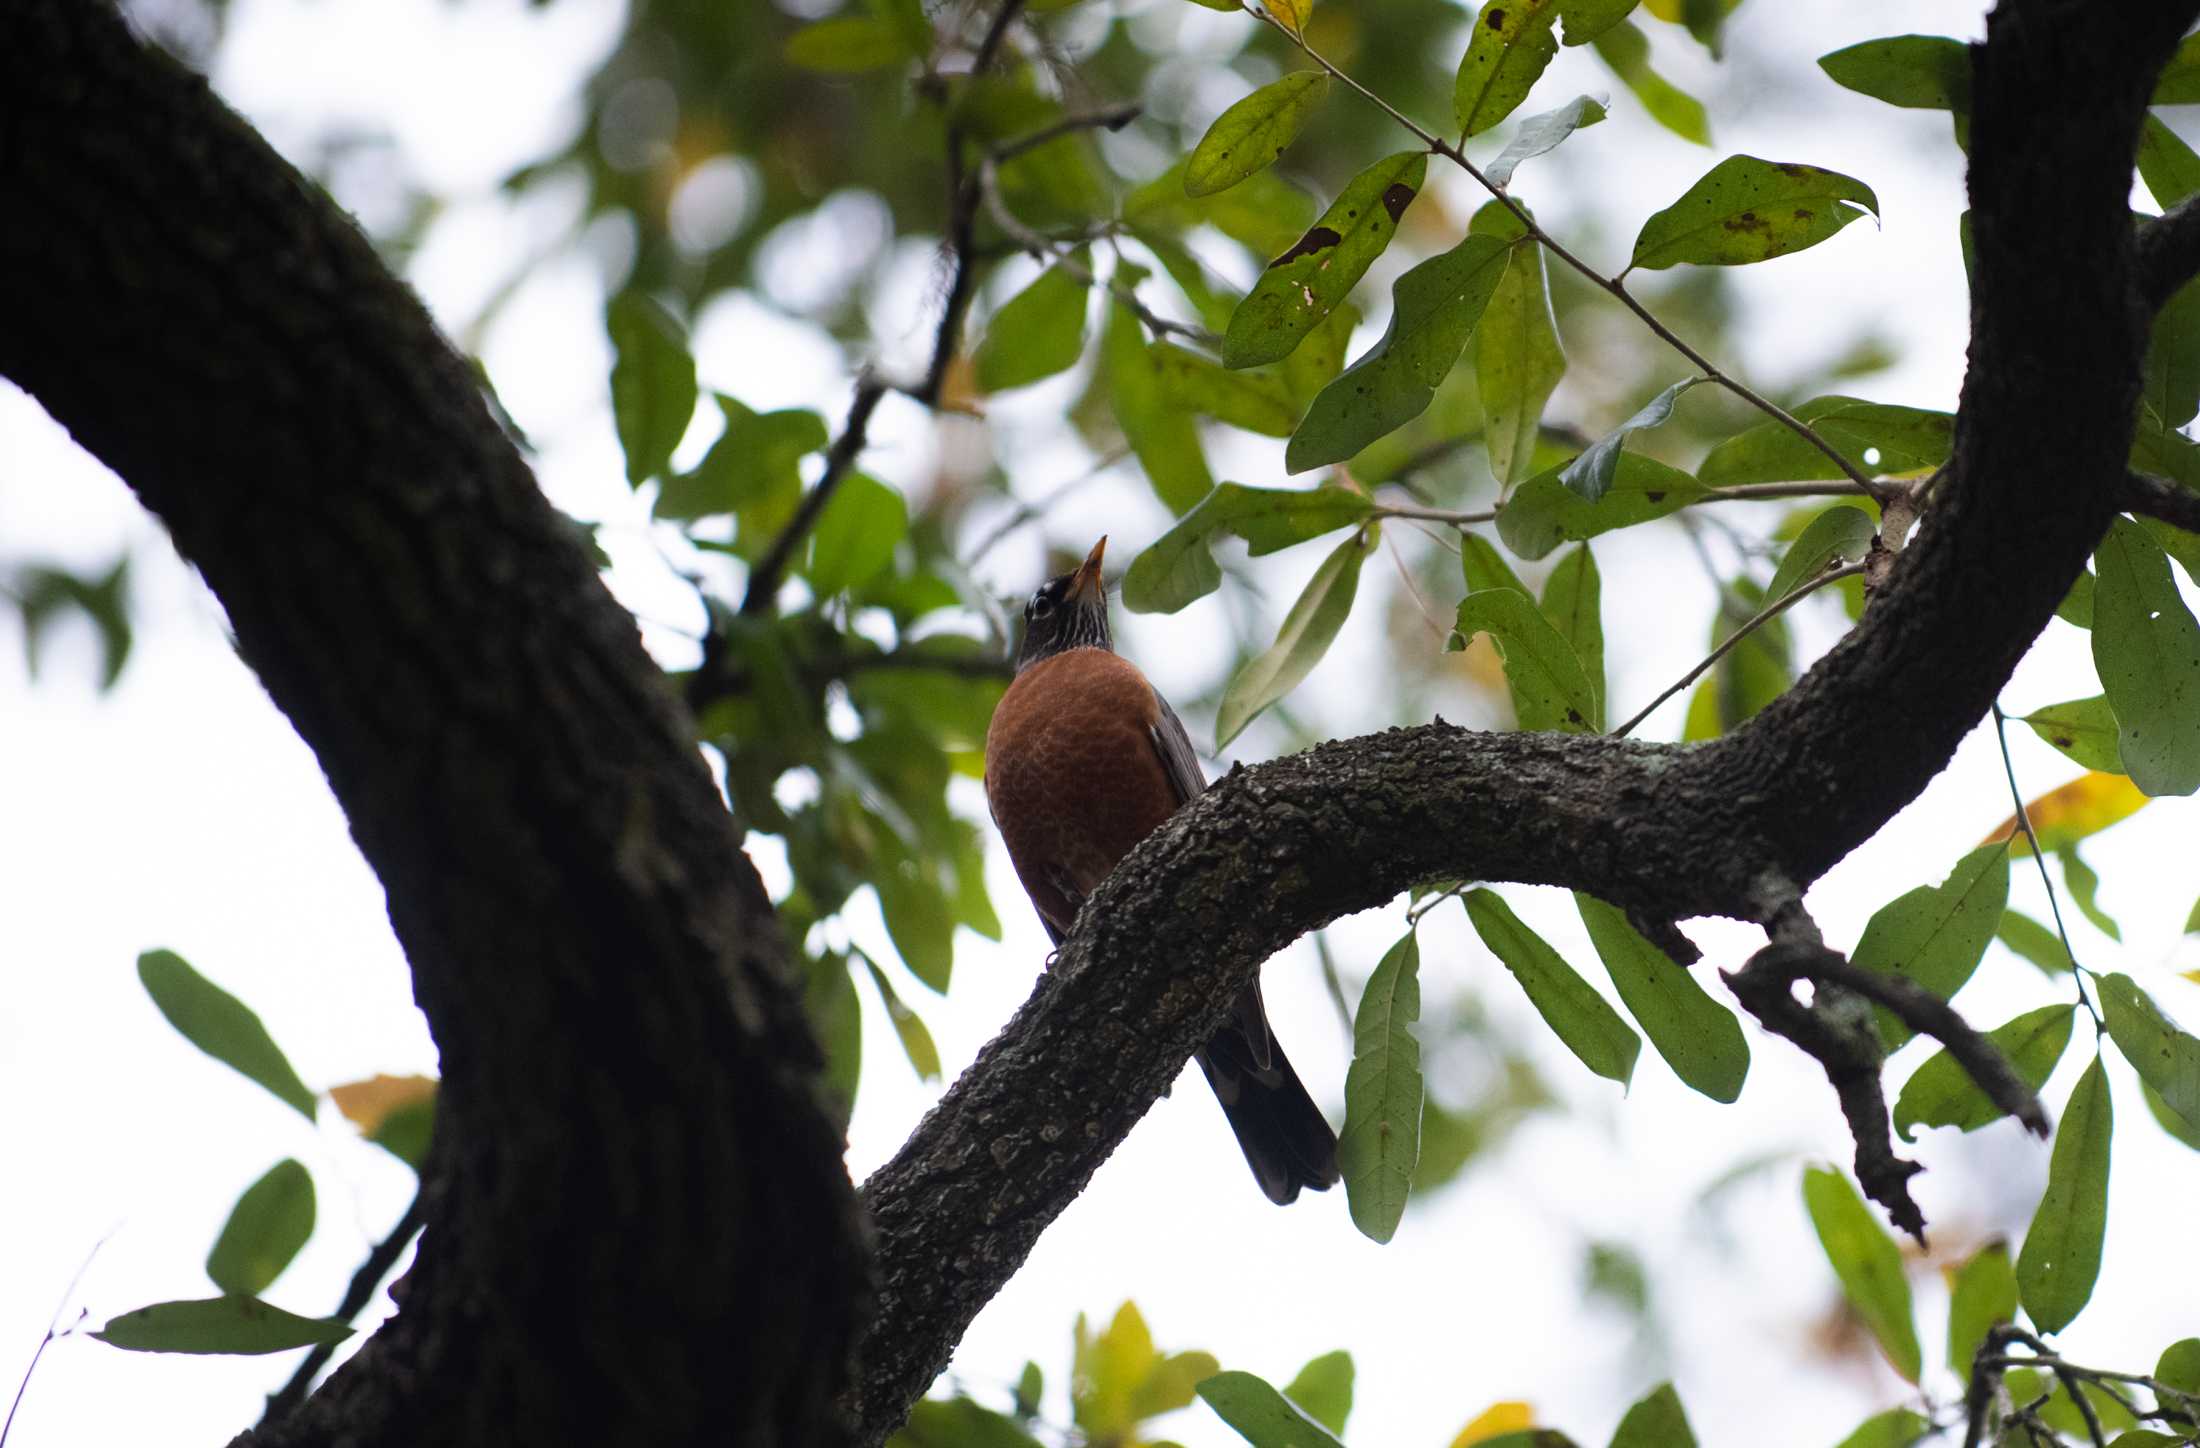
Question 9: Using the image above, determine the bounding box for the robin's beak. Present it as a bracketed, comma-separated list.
[1070, 537, 1107, 604]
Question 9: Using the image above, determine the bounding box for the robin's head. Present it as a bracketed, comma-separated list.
[1013, 537, 1112, 671]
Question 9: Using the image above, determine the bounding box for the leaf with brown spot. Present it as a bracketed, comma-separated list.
[1455, 0, 1563, 137]
[1629, 154, 1878, 270]
[1223, 151, 1426, 369]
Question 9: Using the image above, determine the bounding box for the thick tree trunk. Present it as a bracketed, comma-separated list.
[0, 5, 868, 1445]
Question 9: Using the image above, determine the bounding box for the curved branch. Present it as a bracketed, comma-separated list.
[2137, 191, 2200, 310]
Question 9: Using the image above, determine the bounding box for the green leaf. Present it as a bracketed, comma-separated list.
[2098, 972, 2200, 1127]
[1215, 528, 1373, 746]
[862, 956, 942, 1081]
[2057, 569, 2096, 629]
[1185, 73, 1331, 198]
[1130, 1350, 1224, 1422]
[1850, 843, 2010, 1050]
[805, 473, 908, 597]
[137, 950, 316, 1120]
[1105, 265, 1215, 515]
[1629, 155, 1878, 271]
[1486, 94, 1609, 188]
[1765, 505, 1875, 604]
[2159, 1337, 2200, 1395]
[1152, 344, 1300, 437]
[976, 257, 1090, 392]
[1461, 533, 1531, 597]
[1474, 202, 1567, 485]
[874, 833, 956, 993]
[1455, 0, 1563, 138]
[1338, 932, 1424, 1244]
[785, 15, 922, 72]
[804, 954, 862, 1130]
[1697, 396, 1952, 487]
[1015, 1362, 1044, 1419]
[1830, 1409, 1930, 1448]
[1286, 234, 1513, 473]
[1074, 1302, 1159, 1437]
[1121, 483, 1376, 614]
[2146, 1078, 2200, 1149]
[1556, 0, 1637, 46]
[1608, 1383, 1695, 1448]
[658, 403, 828, 530]
[1576, 893, 1748, 1102]
[2058, 845, 2122, 941]
[2016, 1053, 2112, 1334]
[2022, 695, 2125, 775]
[205, 1160, 316, 1298]
[1223, 151, 1426, 370]
[1197, 1371, 1347, 1448]
[2139, 115, 2200, 211]
[1945, 1241, 2017, 1378]
[2092, 517, 2200, 796]
[2156, 31, 2200, 103]
[1996, 909, 2069, 977]
[1556, 377, 1698, 503]
[606, 292, 697, 486]
[1592, 22, 1710, 146]
[1802, 1165, 1922, 1382]
[93, 1297, 351, 1355]
[1282, 1351, 1354, 1436]
[1817, 35, 1969, 112]
[892, 1397, 1048, 1448]
[1465, 889, 1639, 1086]
[1453, 588, 1601, 732]
[1539, 545, 1605, 719]
[1496, 453, 1707, 560]
[1280, 301, 1361, 409]
[1891, 1003, 2072, 1141]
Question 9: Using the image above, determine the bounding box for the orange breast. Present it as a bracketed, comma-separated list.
[985, 647, 1184, 933]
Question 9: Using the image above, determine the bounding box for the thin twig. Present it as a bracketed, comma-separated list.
[739, 377, 888, 615]
[1612, 562, 1865, 739]
[1988, 702, 2102, 1030]
[990, 102, 1140, 164]
[1, 1230, 112, 1448]
[1249, 4, 1890, 502]
[259, 1190, 426, 1427]
[961, 446, 1132, 571]
[1367, 478, 1881, 533]
[2125, 468, 2200, 533]
[1311, 930, 1355, 1048]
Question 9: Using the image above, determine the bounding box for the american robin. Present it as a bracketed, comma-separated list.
[984, 537, 1339, 1205]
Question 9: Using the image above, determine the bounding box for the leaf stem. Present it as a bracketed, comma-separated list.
[1987, 701, 2103, 1030]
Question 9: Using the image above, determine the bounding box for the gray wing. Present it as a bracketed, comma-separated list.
[1147, 687, 1208, 806]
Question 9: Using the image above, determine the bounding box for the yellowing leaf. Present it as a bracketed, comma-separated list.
[328, 1074, 438, 1137]
[1268, 0, 1311, 35]
[1452, 1401, 1537, 1446]
[1981, 771, 2149, 855]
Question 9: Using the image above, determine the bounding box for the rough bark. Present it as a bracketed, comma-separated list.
[0, 5, 867, 1445]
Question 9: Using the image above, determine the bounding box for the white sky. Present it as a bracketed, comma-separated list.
[3, 1, 2198, 1445]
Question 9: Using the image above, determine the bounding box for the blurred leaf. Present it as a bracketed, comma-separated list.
[2159, 1337, 2200, 1395]
[1765, 505, 1875, 603]
[1465, 890, 1639, 1086]
[1267, 0, 1311, 32]
[1074, 1302, 1157, 1438]
[1338, 931, 1425, 1244]
[2158, 31, 2200, 102]
[329, 1074, 438, 1170]
[1995, 910, 2067, 977]
[1106, 265, 1214, 514]
[1452, 588, 1601, 732]
[2022, 696, 2124, 775]
[1982, 771, 2149, 856]
[1124, 484, 1375, 615]
[1497, 454, 1706, 559]
[2098, 972, 2200, 1127]
[1473, 202, 1567, 485]
[15, 557, 132, 689]
[1802, 1165, 1921, 1382]
[137, 950, 316, 1120]
[1538, 545, 1605, 719]
[874, 831, 955, 992]
[806, 473, 908, 597]
[976, 256, 1090, 392]
[659, 404, 827, 532]
[1287, 234, 1512, 473]
[1830, 1408, 1930, 1448]
[1186, 73, 1330, 198]
[1628, 155, 1877, 270]
[804, 953, 862, 1131]
[2092, 517, 2200, 795]
[1131, 1350, 1225, 1422]
[1282, 1351, 1354, 1436]
[1608, 1383, 1694, 1448]
[1557, 377, 1698, 503]
[2003, 1368, 2141, 1438]
[1487, 94, 1608, 188]
[1592, 22, 1710, 145]
[784, 16, 922, 72]
[1817, 36, 1969, 111]
[1216, 528, 1372, 746]
[206, 1159, 315, 1298]
[2058, 845, 2122, 941]
[862, 956, 941, 1081]
[1223, 151, 1426, 370]
[1697, 396, 1950, 486]
[1576, 893, 1748, 1101]
[1851, 842, 2009, 1050]
[1455, 0, 1562, 138]
[1152, 344, 1300, 437]
[2016, 1053, 2112, 1334]
[93, 1297, 350, 1355]
[890, 1397, 1046, 1448]
[1450, 1402, 1538, 1446]
[1198, 1371, 1346, 1448]
[1945, 1241, 2016, 1379]
[606, 292, 697, 486]
[1557, 0, 1638, 46]
[1891, 1003, 2071, 1141]
[2057, 569, 2096, 629]
[2140, 115, 2200, 211]
[1014, 1362, 1043, 1419]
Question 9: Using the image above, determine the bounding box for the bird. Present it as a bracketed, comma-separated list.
[983, 536, 1339, 1204]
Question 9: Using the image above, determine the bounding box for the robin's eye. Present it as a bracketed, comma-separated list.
[1031, 596, 1055, 620]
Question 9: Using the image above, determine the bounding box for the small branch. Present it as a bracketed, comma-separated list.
[259, 1191, 426, 1428]
[1370, 478, 1882, 535]
[1988, 702, 2102, 1030]
[961, 446, 1131, 571]
[739, 377, 889, 616]
[1612, 562, 1866, 740]
[2136, 192, 2200, 310]
[1811, 954, 2049, 1137]
[2124, 469, 2200, 533]
[1, 1231, 111, 1448]
[990, 102, 1140, 164]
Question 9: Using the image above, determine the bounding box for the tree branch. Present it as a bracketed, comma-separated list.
[2136, 191, 2200, 310]
[260, 1193, 425, 1429]
[2125, 468, 2200, 533]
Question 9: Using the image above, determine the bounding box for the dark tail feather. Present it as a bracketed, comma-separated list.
[1195, 1021, 1339, 1206]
